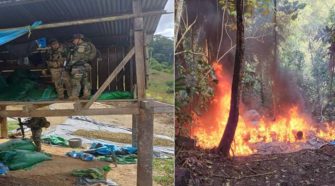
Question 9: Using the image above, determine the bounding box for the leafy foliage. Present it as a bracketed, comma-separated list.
[175, 27, 216, 136]
[149, 58, 172, 73]
[149, 35, 174, 66]
[175, 56, 215, 135]
[278, 0, 335, 118]
[146, 34, 174, 104]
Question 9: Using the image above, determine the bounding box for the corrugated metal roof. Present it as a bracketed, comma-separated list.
[0, 0, 168, 46]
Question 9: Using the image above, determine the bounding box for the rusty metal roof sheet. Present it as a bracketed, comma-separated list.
[0, 0, 168, 46]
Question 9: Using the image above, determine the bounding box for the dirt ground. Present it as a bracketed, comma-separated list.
[1, 102, 174, 186]
[0, 140, 158, 186]
[176, 144, 335, 186]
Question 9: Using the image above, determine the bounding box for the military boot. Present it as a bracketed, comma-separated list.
[35, 141, 42, 152]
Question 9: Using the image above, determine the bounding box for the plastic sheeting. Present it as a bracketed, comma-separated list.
[0, 150, 51, 170]
[0, 70, 57, 101]
[0, 139, 36, 152]
[72, 165, 111, 180]
[98, 154, 137, 164]
[43, 116, 174, 157]
[96, 91, 133, 100]
[66, 151, 94, 161]
[0, 69, 132, 101]
[0, 21, 42, 46]
[85, 142, 137, 156]
[0, 139, 51, 170]
[42, 135, 69, 147]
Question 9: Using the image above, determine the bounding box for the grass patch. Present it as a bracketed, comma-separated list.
[8, 120, 19, 132]
[153, 158, 174, 186]
[146, 69, 174, 104]
[73, 130, 174, 147]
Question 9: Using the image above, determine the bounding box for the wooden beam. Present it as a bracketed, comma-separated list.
[153, 106, 174, 113]
[83, 48, 135, 109]
[0, 107, 139, 117]
[137, 101, 154, 186]
[149, 101, 174, 113]
[133, 0, 146, 99]
[0, 106, 7, 138]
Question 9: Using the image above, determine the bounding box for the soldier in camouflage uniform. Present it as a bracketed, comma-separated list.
[67, 34, 96, 100]
[47, 39, 72, 99]
[22, 117, 50, 152]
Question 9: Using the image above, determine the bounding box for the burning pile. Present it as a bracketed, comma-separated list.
[191, 63, 335, 156]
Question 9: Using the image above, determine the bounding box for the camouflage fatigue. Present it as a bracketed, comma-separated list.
[47, 45, 72, 99]
[23, 117, 50, 152]
[71, 64, 91, 98]
[32, 128, 42, 152]
[49, 69, 71, 99]
[69, 41, 96, 99]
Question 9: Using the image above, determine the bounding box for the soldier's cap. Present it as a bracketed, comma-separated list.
[48, 38, 59, 45]
[73, 33, 84, 40]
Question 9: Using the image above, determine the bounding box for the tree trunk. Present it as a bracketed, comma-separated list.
[272, 0, 278, 119]
[330, 54, 334, 98]
[217, 0, 245, 157]
[175, 0, 184, 48]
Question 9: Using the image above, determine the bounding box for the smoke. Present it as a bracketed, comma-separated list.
[184, 0, 308, 118]
[272, 67, 305, 113]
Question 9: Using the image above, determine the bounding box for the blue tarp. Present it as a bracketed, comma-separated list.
[0, 21, 42, 46]
[84, 142, 137, 156]
[66, 151, 94, 161]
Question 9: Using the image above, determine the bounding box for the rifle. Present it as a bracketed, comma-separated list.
[61, 59, 67, 74]
[18, 118, 25, 139]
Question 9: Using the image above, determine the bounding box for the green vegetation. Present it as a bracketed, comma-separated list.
[8, 120, 18, 131]
[149, 58, 173, 74]
[147, 69, 174, 104]
[153, 158, 174, 186]
[149, 35, 174, 66]
[147, 35, 174, 104]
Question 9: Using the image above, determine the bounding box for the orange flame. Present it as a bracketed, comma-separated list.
[191, 63, 335, 156]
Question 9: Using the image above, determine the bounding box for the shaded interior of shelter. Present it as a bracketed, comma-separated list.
[0, 0, 167, 101]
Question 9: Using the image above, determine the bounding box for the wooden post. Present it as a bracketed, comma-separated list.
[0, 106, 7, 138]
[137, 101, 154, 186]
[132, 114, 139, 147]
[133, 0, 146, 99]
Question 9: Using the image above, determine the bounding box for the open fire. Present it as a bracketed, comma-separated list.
[191, 63, 335, 156]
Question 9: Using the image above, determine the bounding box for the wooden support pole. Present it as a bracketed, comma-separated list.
[132, 114, 139, 147]
[83, 48, 135, 109]
[133, 0, 146, 99]
[137, 101, 154, 186]
[0, 106, 7, 138]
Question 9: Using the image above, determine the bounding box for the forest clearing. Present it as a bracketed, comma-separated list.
[175, 0, 335, 185]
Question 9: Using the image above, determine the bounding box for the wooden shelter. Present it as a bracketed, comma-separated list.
[0, 0, 173, 185]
